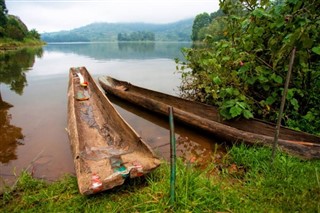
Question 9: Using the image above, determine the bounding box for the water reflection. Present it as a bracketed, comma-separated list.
[0, 47, 43, 164]
[0, 47, 43, 95]
[0, 97, 24, 163]
[44, 42, 190, 60]
[118, 42, 155, 53]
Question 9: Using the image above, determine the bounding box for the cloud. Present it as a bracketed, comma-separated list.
[6, 0, 220, 32]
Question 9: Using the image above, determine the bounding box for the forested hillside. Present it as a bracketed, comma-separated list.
[41, 19, 193, 42]
[0, 0, 42, 47]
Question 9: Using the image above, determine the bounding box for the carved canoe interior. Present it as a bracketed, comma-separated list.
[67, 67, 160, 195]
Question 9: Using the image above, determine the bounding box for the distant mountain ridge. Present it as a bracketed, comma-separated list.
[41, 18, 194, 42]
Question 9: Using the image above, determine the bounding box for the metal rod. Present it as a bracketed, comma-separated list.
[168, 106, 176, 205]
[272, 47, 296, 161]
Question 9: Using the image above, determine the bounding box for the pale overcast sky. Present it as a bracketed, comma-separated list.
[6, 0, 220, 33]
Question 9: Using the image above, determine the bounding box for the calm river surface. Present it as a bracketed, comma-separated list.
[0, 42, 223, 189]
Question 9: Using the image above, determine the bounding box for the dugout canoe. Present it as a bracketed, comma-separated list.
[67, 67, 160, 195]
[98, 76, 320, 159]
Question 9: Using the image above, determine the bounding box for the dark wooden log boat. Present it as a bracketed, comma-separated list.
[67, 67, 160, 195]
[98, 76, 320, 160]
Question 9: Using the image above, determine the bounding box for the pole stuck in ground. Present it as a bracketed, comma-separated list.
[272, 47, 297, 161]
[168, 106, 176, 205]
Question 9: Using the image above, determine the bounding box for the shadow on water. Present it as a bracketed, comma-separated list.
[0, 47, 43, 164]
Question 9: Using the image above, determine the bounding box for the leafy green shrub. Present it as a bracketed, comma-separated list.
[177, 0, 320, 134]
[27, 29, 40, 40]
[4, 15, 28, 41]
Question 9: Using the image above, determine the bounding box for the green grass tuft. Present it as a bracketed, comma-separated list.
[1, 145, 320, 212]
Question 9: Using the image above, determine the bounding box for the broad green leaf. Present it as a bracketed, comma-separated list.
[258, 75, 268, 83]
[274, 19, 284, 28]
[222, 56, 230, 61]
[239, 94, 246, 101]
[252, 8, 272, 18]
[274, 3, 284, 15]
[273, 75, 283, 84]
[243, 110, 254, 119]
[244, 41, 253, 51]
[212, 76, 222, 85]
[287, 89, 294, 99]
[247, 77, 257, 85]
[271, 73, 283, 84]
[230, 15, 240, 20]
[295, 89, 304, 97]
[290, 98, 299, 111]
[303, 111, 315, 121]
[262, 84, 270, 91]
[238, 64, 250, 73]
[236, 101, 246, 109]
[254, 27, 264, 36]
[311, 46, 320, 55]
[233, 89, 240, 96]
[260, 0, 270, 6]
[225, 88, 234, 95]
[255, 66, 264, 73]
[212, 91, 218, 99]
[284, 33, 293, 44]
[219, 108, 232, 120]
[231, 70, 238, 78]
[241, 19, 250, 28]
[293, 0, 303, 12]
[210, 58, 217, 64]
[266, 96, 276, 105]
[230, 105, 242, 118]
[223, 99, 237, 108]
[205, 86, 211, 93]
[302, 33, 313, 48]
[221, 43, 229, 48]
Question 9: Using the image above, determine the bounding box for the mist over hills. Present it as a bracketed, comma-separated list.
[41, 18, 194, 42]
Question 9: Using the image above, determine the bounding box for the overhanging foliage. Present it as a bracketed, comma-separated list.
[177, 0, 320, 134]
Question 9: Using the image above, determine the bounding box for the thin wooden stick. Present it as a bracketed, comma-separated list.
[272, 47, 296, 161]
[168, 106, 176, 206]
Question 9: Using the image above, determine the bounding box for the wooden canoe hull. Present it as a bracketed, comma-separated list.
[98, 76, 320, 159]
[67, 67, 160, 195]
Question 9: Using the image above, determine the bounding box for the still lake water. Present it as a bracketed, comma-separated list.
[0, 42, 223, 188]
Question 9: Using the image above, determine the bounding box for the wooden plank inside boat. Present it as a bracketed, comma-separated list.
[67, 67, 160, 195]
